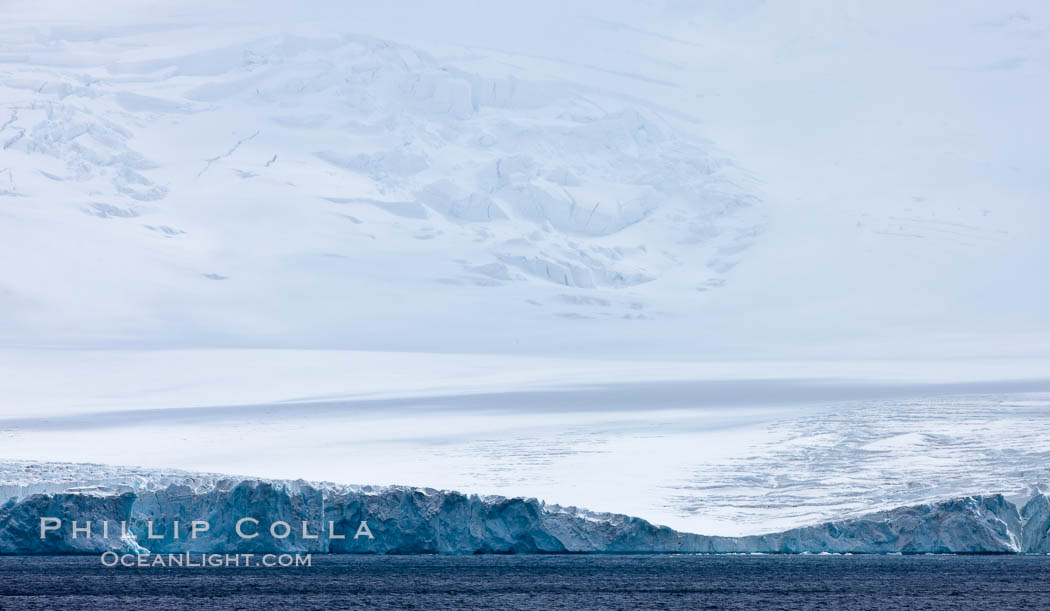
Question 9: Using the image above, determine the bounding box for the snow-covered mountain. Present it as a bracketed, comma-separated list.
[1, 0, 1046, 356]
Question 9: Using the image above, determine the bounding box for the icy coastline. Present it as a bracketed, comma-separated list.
[1, 465, 1047, 554]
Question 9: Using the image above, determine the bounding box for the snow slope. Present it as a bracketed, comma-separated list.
[0, 10, 758, 353]
[0, 1, 1047, 356]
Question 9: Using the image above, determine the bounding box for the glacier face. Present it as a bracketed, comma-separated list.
[2, 475, 1049, 554]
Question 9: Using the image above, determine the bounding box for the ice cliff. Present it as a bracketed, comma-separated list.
[2, 477, 1048, 554]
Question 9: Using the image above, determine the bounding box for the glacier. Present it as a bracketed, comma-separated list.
[2, 468, 1049, 554]
[1, 1, 1049, 565]
[3, 363, 1050, 538]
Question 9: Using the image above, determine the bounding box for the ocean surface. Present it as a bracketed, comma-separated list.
[2, 555, 1050, 609]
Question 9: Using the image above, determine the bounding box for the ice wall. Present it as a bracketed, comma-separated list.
[2, 478, 1047, 554]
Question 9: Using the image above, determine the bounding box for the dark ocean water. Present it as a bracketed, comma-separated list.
[2, 554, 1050, 610]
